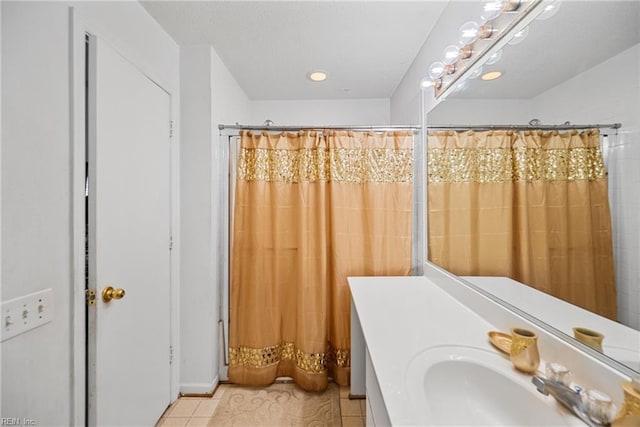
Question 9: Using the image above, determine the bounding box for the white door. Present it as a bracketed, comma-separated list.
[87, 36, 172, 426]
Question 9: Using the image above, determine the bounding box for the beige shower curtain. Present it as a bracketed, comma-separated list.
[427, 129, 617, 320]
[229, 130, 413, 391]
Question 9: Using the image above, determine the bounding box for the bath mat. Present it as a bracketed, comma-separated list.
[208, 382, 341, 426]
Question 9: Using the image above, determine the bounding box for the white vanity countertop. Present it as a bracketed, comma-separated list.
[464, 276, 640, 370]
[349, 275, 524, 426]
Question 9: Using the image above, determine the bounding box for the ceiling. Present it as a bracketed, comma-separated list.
[141, 0, 449, 100]
[141, 1, 640, 102]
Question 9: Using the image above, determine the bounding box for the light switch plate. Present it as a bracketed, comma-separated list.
[1, 288, 54, 342]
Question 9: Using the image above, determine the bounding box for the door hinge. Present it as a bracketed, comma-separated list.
[169, 235, 173, 251]
[169, 345, 174, 365]
[169, 121, 174, 138]
[86, 289, 96, 306]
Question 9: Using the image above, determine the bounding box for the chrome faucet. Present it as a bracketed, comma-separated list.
[532, 376, 599, 427]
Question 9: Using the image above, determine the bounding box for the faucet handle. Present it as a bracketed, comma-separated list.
[545, 362, 573, 386]
[583, 389, 617, 425]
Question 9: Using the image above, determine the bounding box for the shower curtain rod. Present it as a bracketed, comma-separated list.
[219, 123, 621, 133]
[427, 123, 622, 131]
[218, 124, 421, 132]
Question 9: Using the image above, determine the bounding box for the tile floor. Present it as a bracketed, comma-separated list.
[156, 383, 366, 426]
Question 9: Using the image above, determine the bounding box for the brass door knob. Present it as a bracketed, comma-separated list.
[102, 286, 126, 303]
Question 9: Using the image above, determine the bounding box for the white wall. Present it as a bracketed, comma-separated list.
[427, 98, 532, 125]
[249, 99, 390, 126]
[211, 47, 251, 386]
[1, 1, 179, 424]
[180, 46, 215, 394]
[531, 43, 640, 329]
[210, 47, 250, 384]
[390, 1, 471, 124]
[3, 4, 74, 422]
[179, 45, 250, 393]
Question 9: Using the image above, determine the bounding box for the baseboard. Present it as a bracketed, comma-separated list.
[179, 375, 219, 396]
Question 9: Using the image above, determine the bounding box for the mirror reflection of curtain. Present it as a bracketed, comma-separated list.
[427, 129, 617, 320]
[229, 130, 413, 391]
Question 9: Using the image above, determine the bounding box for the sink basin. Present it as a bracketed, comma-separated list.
[404, 346, 581, 426]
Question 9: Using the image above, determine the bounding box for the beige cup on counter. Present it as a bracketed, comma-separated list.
[616, 379, 640, 419]
[510, 327, 540, 374]
[573, 327, 604, 352]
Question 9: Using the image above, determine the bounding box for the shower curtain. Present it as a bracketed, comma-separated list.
[229, 130, 413, 391]
[427, 129, 617, 320]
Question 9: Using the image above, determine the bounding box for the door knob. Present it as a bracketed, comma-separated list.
[102, 286, 126, 303]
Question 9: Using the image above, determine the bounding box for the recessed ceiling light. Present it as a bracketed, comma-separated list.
[307, 71, 327, 82]
[481, 71, 503, 81]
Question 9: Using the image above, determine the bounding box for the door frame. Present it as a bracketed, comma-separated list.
[70, 8, 180, 425]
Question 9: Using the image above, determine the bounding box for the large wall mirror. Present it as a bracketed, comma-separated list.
[425, 0, 639, 373]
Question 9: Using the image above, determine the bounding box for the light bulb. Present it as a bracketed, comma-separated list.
[508, 26, 529, 45]
[478, 24, 494, 39]
[428, 62, 445, 79]
[537, 0, 561, 20]
[459, 21, 480, 46]
[420, 77, 433, 89]
[445, 64, 456, 75]
[503, 0, 521, 12]
[480, 0, 504, 23]
[459, 45, 473, 60]
[485, 49, 502, 65]
[442, 45, 461, 65]
[307, 71, 327, 82]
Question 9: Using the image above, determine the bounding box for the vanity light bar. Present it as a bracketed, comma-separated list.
[430, 0, 546, 100]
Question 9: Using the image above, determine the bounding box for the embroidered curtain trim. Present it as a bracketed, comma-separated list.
[229, 342, 350, 374]
[428, 147, 606, 183]
[237, 147, 413, 183]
